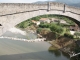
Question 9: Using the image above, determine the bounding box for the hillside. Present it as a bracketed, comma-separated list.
[69, 3, 80, 8]
[34, 1, 80, 8]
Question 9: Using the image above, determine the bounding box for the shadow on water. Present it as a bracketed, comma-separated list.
[61, 51, 70, 59]
[0, 50, 70, 60]
[70, 55, 80, 60]
[48, 46, 71, 59]
[0, 51, 49, 60]
[48, 46, 61, 57]
[48, 46, 80, 60]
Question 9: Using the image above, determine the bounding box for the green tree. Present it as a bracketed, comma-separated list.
[50, 23, 63, 39]
[39, 23, 50, 28]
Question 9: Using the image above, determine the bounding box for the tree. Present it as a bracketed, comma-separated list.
[50, 23, 63, 39]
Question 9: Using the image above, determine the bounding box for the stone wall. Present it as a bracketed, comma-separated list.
[0, 3, 47, 15]
[0, 2, 80, 16]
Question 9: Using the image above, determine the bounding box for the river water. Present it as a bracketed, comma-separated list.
[0, 27, 72, 60]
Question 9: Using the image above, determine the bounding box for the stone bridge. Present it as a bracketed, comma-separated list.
[0, 2, 80, 36]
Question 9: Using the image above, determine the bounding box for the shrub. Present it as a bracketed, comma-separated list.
[50, 24, 63, 34]
[39, 23, 50, 28]
[37, 28, 42, 33]
[64, 33, 73, 39]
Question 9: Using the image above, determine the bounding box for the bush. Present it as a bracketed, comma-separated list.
[39, 23, 50, 28]
[64, 33, 73, 39]
[50, 23, 63, 34]
[37, 28, 42, 33]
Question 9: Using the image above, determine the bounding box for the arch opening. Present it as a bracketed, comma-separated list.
[16, 14, 80, 28]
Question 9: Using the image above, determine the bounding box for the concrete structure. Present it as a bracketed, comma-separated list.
[0, 2, 80, 36]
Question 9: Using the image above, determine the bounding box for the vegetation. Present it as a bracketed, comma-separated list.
[37, 22, 65, 39]
[50, 23, 64, 39]
[16, 19, 33, 28]
[50, 23, 63, 34]
[37, 28, 42, 33]
[74, 32, 80, 39]
[16, 14, 75, 29]
[16, 14, 77, 40]
[40, 14, 75, 25]
[64, 33, 74, 39]
[39, 22, 50, 28]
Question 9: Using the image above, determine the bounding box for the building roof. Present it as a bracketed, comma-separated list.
[51, 18, 58, 20]
[31, 20, 37, 23]
[40, 18, 49, 21]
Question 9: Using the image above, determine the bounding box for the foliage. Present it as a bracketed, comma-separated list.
[39, 22, 65, 38]
[47, 14, 75, 25]
[50, 23, 63, 34]
[74, 32, 80, 39]
[16, 14, 75, 33]
[39, 23, 50, 28]
[16, 19, 33, 28]
[74, 32, 80, 36]
[31, 16, 40, 21]
[49, 23, 64, 39]
[37, 28, 50, 34]
[64, 33, 74, 39]
[37, 28, 42, 33]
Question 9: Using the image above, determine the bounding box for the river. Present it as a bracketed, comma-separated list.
[0, 27, 73, 60]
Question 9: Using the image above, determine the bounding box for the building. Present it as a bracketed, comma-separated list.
[31, 20, 40, 25]
[50, 18, 59, 23]
[51, 18, 68, 24]
[40, 18, 50, 23]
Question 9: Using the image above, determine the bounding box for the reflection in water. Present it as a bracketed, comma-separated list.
[48, 46, 72, 60]
[70, 55, 80, 60]
[48, 46, 80, 60]
[61, 51, 70, 59]
[48, 46, 61, 57]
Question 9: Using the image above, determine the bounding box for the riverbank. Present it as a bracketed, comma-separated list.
[48, 37, 77, 58]
[48, 39, 74, 49]
[48, 40, 61, 49]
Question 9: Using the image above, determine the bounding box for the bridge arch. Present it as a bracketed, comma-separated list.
[0, 2, 80, 35]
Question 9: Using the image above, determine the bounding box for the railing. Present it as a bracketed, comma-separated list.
[0, 8, 80, 17]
